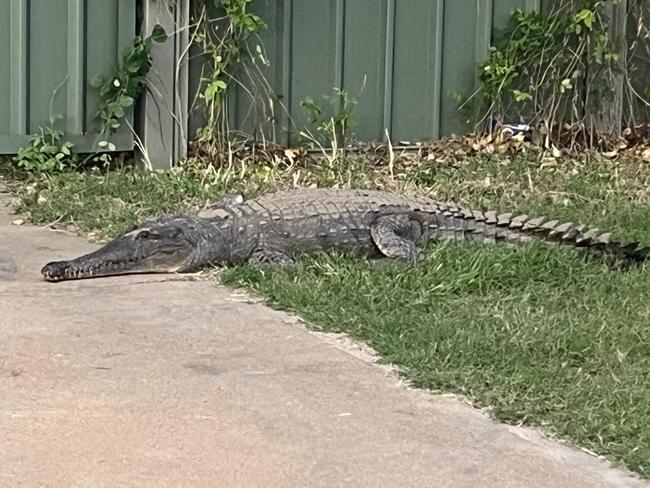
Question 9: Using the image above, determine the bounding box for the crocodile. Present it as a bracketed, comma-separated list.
[41, 187, 648, 282]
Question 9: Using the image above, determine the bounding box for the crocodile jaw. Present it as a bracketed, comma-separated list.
[41, 224, 196, 282]
[41, 255, 186, 282]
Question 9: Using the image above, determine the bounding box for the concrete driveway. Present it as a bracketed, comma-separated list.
[0, 188, 646, 488]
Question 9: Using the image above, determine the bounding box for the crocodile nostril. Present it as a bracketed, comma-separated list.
[41, 261, 70, 281]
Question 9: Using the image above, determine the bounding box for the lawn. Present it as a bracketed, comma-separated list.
[2, 153, 650, 476]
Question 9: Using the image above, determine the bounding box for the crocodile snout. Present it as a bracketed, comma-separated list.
[41, 261, 69, 282]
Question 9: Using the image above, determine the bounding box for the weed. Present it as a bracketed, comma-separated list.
[468, 0, 650, 148]
[12, 79, 78, 173]
[300, 87, 359, 150]
[192, 0, 268, 152]
[92, 25, 167, 134]
[12, 113, 78, 173]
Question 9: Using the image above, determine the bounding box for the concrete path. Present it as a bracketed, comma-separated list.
[0, 188, 646, 488]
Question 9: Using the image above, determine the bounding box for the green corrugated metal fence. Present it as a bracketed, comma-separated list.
[1, 1, 646, 160]
[188, 0, 548, 145]
[0, 0, 135, 154]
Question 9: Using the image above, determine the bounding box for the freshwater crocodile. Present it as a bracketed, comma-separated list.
[41, 187, 648, 282]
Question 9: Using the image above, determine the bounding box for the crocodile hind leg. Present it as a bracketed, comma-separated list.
[370, 214, 423, 261]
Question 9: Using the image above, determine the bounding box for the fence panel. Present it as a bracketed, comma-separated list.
[187, 0, 548, 146]
[180, 0, 649, 155]
[0, 0, 135, 154]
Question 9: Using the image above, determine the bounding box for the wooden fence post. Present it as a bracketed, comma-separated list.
[594, 0, 628, 137]
[137, 0, 190, 169]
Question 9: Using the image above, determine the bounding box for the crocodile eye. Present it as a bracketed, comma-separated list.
[135, 230, 159, 240]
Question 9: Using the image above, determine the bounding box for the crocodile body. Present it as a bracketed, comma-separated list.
[41, 188, 648, 282]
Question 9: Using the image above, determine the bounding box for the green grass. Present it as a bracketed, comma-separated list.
[2, 154, 650, 476]
[0, 156, 381, 239]
[6, 169, 223, 238]
[224, 245, 650, 476]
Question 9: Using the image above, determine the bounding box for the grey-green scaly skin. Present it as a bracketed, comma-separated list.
[41, 188, 648, 282]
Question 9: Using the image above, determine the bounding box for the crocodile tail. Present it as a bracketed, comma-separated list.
[437, 206, 649, 262]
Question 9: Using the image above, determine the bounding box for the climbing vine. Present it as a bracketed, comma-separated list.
[92, 24, 168, 134]
[191, 0, 268, 153]
[473, 0, 628, 148]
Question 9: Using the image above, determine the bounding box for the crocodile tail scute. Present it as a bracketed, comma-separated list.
[456, 209, 649, 262]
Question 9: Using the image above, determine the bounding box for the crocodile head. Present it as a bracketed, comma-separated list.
[41, 217, 200, 282]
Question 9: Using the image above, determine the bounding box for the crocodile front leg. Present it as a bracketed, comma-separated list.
[370, 214, 423, 261]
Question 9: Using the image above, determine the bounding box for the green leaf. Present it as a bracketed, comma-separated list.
[204, 85, 217, 102]
[124, 60, 142, 74]
[151, 24, 168, 43]
[119, 96, 134, 107]
[111, 104, 125, 118]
